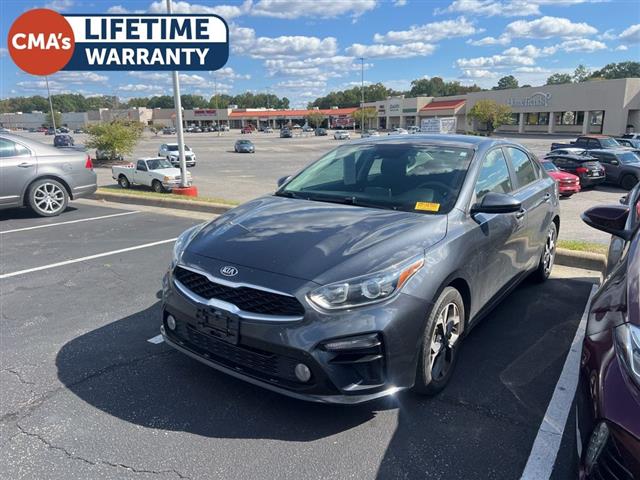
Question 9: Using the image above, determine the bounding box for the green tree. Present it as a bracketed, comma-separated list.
[351, 107, 378, 129]
[590, 61, 640, 80]
[573, 65, 591, 83]
[468, 100, 513, 135]
[45, 111, 62, 128]
[408, 77, 481, 97]
[305, 111, 325, 128]
[546, 73, 573, 85]
[308, 83, 394, 109]
[85, 120, 143, 161]
[493, 75, 519, 90]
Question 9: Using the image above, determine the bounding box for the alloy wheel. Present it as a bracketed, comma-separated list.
[429, 302, 461, 381]
[543, 227, 557, 276]
[33, 182, 65, 215]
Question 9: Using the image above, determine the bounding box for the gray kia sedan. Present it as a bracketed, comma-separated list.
[0, 133, 97, 217]
[162, 135, 560, 403]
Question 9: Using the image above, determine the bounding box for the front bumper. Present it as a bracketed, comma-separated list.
[169, 157, 196, 167]
[161, 259, 430, 404]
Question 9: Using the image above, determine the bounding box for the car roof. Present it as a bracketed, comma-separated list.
[580, 134, 612, 139]
[548, 153, 597, 160]
[349, 133, 513, 149]
[138, 157, 169, 161]
[589, 148, 634, 154]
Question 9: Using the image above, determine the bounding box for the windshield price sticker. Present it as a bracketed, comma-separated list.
[415, 202, 441, 212]
[8, 9, 229, 75]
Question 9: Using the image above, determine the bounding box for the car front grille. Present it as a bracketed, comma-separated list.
[173, 266, 305, 316]
[589, 436, 635, 480]
[169, 318, 304, 386]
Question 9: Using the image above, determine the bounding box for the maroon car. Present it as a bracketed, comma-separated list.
[578, 185, 640, 479]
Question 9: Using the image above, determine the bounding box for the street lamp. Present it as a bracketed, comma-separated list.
[45, 75, 56, 131]
[360, 57, 365, 135]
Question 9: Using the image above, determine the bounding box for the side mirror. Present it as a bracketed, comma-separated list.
[471, 192, 522, 214]
[277, 175, 292, 188]
[611, 159, 620, 166]
[581, 205, 632, 240]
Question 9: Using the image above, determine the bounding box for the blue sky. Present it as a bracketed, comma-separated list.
[0, 0, 639, 107]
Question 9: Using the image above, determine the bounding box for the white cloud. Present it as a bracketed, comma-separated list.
[346, 42, 435, 58]
[373, 17, 479, 43]
[467, 34, 511, 46]
[51, 71, 109, 83]
[514, 66, 550, 73]
[600, 29, 617, 41]
[251, 0, 377, 19]
[461, 69, 498, 79]
[44, 0, 74, 11]
[436, 0, 604, 17]
[560, 38, 606, 52]
[147, 0, 251, 18]
[210, 67, 251, 81]
[456, 53, 535, 68]
[393, 0, 407, 5]
[117, 84, 164, 93]
[505, 16, 597, 39]
[264, 56, 364, 81]
[619, 24, 640, 44]
[615, 45, 629, 51]
[275, 80, 327, 89]
[247, 36, 338, 59]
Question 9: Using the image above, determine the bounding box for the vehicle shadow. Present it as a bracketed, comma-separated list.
[55, 301, 391, 442]
[0, 206, 77, 221]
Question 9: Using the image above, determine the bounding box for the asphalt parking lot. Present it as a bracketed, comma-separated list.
[19, 130, 629, 244]
[1, 200, 598, 479]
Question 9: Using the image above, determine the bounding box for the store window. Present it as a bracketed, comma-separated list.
[555, 111, 584, 125]
[591, 111, 604, 126]
[525, 113, 549, 125]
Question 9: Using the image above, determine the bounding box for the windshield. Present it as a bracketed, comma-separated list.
[542, 162, 558, 172]
[238, 140, 252, 145]
[619, 152, 640, 164]
[147, 159, 173, 170]
[279, 142, 473, 214]
[167, 145, 190, 151]
[600, 138, 620, 148]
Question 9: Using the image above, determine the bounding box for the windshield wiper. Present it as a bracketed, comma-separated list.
[275, 190, 300, 198]
[304, 193, 399, 211]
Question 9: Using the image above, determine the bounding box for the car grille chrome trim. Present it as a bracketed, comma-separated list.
[173, 267, 304, 322]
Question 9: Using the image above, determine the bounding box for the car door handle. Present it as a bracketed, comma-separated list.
[543, 193, 551, 202]
[18, 162, 34, 168]
[515, 209, 526, 220]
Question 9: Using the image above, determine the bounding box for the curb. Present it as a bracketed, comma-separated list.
[91, 190, 234, 215]
[555, 248, 606, 272]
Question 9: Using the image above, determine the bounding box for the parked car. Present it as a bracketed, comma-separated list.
[73, 128, 85, 134]
[616, 137, 640, 149]
[408, 126, 421, 134]
[0, 133, 96, 217]
[112, 158, 192, 193]
[546, 154, 606, 188]
[588, 149, 640, 190]
[0, 127, 11, 133]
[53, 134, 74, 147]
[388, 128, 409, 135]
[241, 126, 253, 134]
[158, 143, 196, 167]
[234, 139, 255, 153]
[361, 130, 380, 138]
[551, 135, 622, 151]
[544, 147, 588, 157]
[161, 135, 560, 403]
[58, 127, 70, 134]
[622, 133, 640, 140]
[315, 128, 327, 136]
[280, 129, 293, 138]
[302, 125, 314, 132]
[219, 125, 229, 132]
[577, 184, 640, 479]
[334, 130, 350, 140]
[45, 128, 56, 135]
[541, 160, 581, 197]
[263, 127, 274, 133]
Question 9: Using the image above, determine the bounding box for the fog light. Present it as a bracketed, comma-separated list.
[166, 315, 176, 331]
[585, 422, 609, 474]
[324, 333, 381, 351]
[294, 363, 311, 382]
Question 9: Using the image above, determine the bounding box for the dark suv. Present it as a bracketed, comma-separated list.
[588, 149, 640, 190]
[546, 153, 606, 187]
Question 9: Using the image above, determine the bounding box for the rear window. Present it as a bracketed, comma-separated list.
[542, 162, 558, 172]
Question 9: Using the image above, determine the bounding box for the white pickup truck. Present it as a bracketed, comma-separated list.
[112, 157, 192, 193]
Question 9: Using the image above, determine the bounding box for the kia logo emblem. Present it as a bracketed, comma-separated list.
[220, 266, 238, 277]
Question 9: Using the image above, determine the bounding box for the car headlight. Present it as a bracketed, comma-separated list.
[172, 223, 206, 267]
[308, 256, 424, 310]
[614, 323, 640, 388]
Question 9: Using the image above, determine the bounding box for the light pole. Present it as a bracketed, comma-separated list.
[166, 0, 188, 189]
[360, 57, 365, 135]
[214, 73, 221, 137]
[45, 76, 56, 131]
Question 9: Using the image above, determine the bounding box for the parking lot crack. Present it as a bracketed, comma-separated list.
[435, 394, 536, 430]
[15, 424, 191, 479]
[3, 367, 36, 385]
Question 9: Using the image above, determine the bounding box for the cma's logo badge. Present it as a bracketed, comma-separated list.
[220, 266, 238, 277]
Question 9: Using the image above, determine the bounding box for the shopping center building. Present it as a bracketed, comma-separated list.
[2, 77, 638, 136]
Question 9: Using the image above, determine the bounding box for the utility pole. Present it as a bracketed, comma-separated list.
[214, 73, 220, 137]
[45, 76, 56, 131]
[360, 57, 365, 135]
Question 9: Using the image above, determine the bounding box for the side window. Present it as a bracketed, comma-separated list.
[506, 147, 537, 188]
[587, 139, 598, 149]
[136, 160, 147, 171]
[0, 138, 17, 157]
[14, 143, 31, 156]
[475, 148, 513, 201]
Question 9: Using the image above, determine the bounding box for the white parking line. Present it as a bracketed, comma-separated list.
[520, 284, 597, 480]
[0, 238, 177, 279]
[0, 211, 139, 235]
[147, 334, 165, 344]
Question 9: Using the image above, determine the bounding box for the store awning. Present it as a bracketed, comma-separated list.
[420, 99, 466, 116]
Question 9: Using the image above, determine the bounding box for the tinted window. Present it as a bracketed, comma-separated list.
[475, 148, 513, 201]
[0, 138, 17, 157]
[136, 160, 147, 170]
[506, 147, 537, 187]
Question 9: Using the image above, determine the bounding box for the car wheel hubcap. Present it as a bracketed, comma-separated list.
[34, 183, 65, 214]
[429, 302, 461, 381]
[543, 227, 556, 276]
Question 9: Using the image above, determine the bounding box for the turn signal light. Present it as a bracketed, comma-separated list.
[85, 155, 93, 170]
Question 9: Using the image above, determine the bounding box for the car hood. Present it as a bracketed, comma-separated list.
[186, 195, 448, 283]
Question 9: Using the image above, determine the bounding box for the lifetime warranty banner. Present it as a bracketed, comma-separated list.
[8, 9, 229, 75]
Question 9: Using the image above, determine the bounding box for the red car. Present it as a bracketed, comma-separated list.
[577, 185, 640, 479]
[241, 125, 254, 134]
[542, 160, 581, 197]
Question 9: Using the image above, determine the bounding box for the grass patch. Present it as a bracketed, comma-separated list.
[557, 240, 608, 255]
[97, 186, 239, 206]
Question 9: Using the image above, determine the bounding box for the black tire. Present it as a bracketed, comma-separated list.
[152, 180, 164, 193]
[560, 193, 573, 198]
[118, 175, 130, 189]
[532, 221, 557, 283]
[413, 287, 465, 396]
[621, 174, 638, 191]
[27, 178, 69, 217]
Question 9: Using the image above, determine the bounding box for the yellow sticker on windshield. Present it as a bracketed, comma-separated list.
[415, 202, 440, 212]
